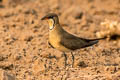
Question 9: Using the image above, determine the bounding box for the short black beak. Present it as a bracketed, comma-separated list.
[41, 16, 48, 20]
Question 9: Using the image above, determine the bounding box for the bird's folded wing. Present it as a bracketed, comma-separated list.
[60, 34, 87, 50]
[60, 34, 100, 50]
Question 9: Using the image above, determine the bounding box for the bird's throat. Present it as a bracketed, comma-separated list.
[49, 25, 54, 30]
[48, 19, 54, 30]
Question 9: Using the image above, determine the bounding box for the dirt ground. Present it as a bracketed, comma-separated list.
[0, 0, 120, 80]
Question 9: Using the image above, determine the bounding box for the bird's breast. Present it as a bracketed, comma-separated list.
[49, 31, 71, 52]
[49, 31, 61, 48]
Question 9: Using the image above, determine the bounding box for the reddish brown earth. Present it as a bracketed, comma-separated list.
[0, 0, 120, 80]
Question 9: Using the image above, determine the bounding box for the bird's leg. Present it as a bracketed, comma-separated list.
[62, 52, 67, 68]
[71, 52, 74, 68]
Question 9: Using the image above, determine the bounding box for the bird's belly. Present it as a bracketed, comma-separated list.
[57, 45, 71, 52]
[49, 40, 71, 52]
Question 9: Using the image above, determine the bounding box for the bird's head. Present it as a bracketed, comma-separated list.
[41, 13, 59, 30]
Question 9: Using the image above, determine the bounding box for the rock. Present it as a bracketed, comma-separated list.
[0, 69, 15, 80]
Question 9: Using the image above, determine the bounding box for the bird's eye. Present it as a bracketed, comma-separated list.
[48, 16, 53, 19]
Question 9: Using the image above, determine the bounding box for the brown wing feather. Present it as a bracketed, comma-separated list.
[60, 32, 99, 50]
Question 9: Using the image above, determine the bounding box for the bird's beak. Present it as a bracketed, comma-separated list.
[41, 16, 48, 20]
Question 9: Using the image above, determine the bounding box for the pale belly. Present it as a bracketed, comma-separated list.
[49, 38, 71, 52]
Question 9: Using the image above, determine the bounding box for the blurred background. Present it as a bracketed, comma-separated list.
[0, 0, 120, 80]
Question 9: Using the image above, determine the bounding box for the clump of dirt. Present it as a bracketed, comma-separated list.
[96, 19, 120, 40]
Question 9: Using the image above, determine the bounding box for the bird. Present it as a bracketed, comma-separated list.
[41, 13, 105, 68]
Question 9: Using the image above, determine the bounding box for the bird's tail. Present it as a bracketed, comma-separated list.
[87, 40, 99, 47]
[83, 37, 106, 47]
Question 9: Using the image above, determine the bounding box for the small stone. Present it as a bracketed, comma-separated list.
[0, 69, 15, 80]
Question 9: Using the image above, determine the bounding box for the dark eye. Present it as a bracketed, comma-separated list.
[48, 16, 53, 19]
